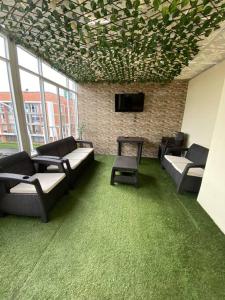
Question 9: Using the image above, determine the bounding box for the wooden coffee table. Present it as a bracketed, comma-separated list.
[110, 156, 138, 187]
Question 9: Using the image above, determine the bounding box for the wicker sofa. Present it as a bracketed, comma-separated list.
[162, 143, 209, 193]
[0, 151, 69, 222]
[36, 136, 94, 185]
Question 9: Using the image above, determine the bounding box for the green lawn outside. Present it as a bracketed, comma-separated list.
[0, 142, 43, 150]
[0, 142, 19, 149]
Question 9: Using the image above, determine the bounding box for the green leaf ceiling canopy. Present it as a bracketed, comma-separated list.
[0, 0, 225, 83]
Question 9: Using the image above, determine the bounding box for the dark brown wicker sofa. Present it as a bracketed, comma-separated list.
[36, 136, 94, 185]
[162, 143, 209, 193]
[0, 151, 69, 222]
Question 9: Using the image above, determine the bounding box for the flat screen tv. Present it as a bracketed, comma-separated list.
[115, 93, 144, 112]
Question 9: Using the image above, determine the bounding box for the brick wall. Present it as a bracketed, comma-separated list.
[78, 81, 188, 157]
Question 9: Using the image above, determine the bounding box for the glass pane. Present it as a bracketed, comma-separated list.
[68, 79, 76, 92]
[59, 88, 70, 138]
[17, 47, 39, 74]
[44, 82, 62, 141]
[0, 36, 6, 58]
[0, 60, 19, 156]
[42, 62, 67, 87]
[68, 92, 77, 137]
[19, 69, 45, 149]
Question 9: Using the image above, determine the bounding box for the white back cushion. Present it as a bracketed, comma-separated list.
[71, 148, 94, 154]
[64, 152, 89, 160]
[47, 159, 82, 171]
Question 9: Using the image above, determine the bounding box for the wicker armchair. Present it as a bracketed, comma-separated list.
[0, 151, 69, 222]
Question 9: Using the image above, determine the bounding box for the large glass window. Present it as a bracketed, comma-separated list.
[59, 88, 70, 138]
[68, 92, 77, 137]
[19, 70, 45, 149]
[0, 36, 78, 157]
[0, 36, 6, 58]
[17, 47, 39, 74]
[0, 43, 77, 152]
[68, 79, 76, 92]
[44, 82, 61, 141]
[42, 62, 67, 87]
[0, 37, 20, 157]
[15, 45, 78, 152]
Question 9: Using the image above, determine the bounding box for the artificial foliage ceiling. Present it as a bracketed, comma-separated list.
[0, 0, 225, 83]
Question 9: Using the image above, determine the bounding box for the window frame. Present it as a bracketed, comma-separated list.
[0, 33, 22, 153]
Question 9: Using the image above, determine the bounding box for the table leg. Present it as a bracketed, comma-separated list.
[110, 168, 116, 185]
[137, 143, 143, 164]
[140, 143, 143, 163]
[135, 170, 139, 188]
[118, 142, 122, 156]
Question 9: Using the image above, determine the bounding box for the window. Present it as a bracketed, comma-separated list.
[11, 43, 78, 153]
[17, 46, 77, 144]
[0, 37, 20, 156]
[44, 82, 61, 141]
[69, 79, 76, 92]
[68, 92, 77, 137]
[19, 70, 45, 149]
[17, 47, 39, 74]
[59, 88, 70, 138]
[0, 36, 6, 58]
[42, 62, 67, 87]
[0, 34, 78, 156]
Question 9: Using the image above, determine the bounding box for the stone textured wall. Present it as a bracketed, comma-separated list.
[78, 81, 188, 157]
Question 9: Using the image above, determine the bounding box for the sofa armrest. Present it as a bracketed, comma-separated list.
[165, 147, 189, 155]
[32, 156, 71, 173]
[177, 163, 205, 193]
[76, 140, 93, 148]
[0, 173, 44, 195]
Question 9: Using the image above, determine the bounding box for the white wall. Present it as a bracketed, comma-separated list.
[181, 59, 225, 234]
[181, 60, 225, 147]
[198, 79, 225, 233]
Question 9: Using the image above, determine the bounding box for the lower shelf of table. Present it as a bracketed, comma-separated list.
[113, 174, 138, 186]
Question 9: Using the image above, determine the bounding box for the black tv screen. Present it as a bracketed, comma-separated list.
[115, 93, 144, 112]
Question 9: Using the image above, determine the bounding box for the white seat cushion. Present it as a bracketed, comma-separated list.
[67, 159, 82, 170]
[71, 148, 94, 154]
[10, 173, 66, 194]
[46, 149, 93, 171]
[47, 159, 82, 171]
[64, 152, 89, 161]
[164, 155, 191, 164]
[172, 162, 204, 177]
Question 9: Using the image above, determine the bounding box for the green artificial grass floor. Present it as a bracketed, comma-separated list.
[0, 155, 225, 299]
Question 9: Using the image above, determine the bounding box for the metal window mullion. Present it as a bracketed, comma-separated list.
[57, 87, 63, 139]
[6, 37, 31, 154]
[66, 78, 71, 137]
[67, 92, 71, 137]
[75, 92, 79, 139]
[0, 56, 9, 63]
[38, 58, 49, 144]
[5, 60, 21, 151]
